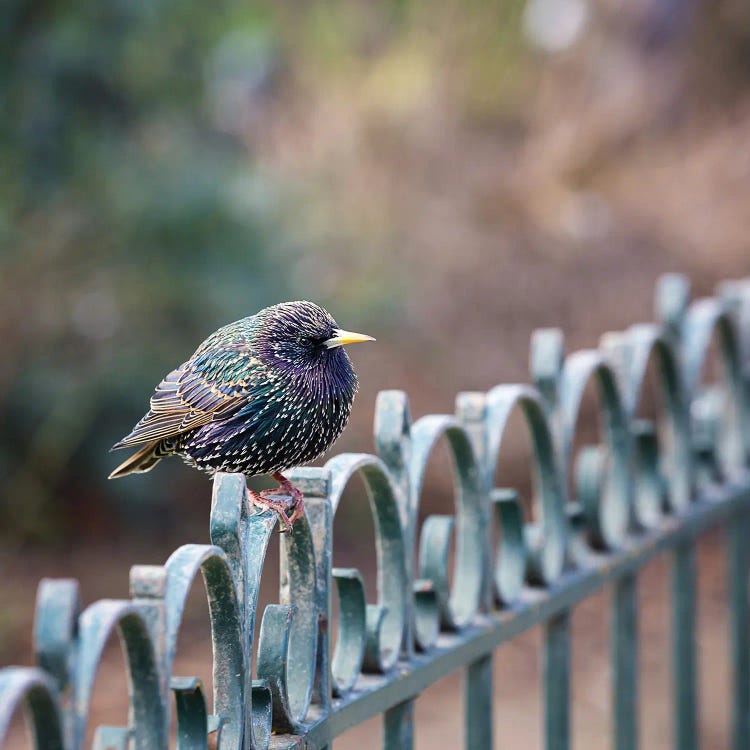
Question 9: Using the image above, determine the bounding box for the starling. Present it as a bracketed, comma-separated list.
[109, 301, 374, 529]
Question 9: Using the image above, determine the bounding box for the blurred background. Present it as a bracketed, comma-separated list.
[1, 0, 749, 747]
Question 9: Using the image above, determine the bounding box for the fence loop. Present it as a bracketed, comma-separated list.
[171, 677, 209, 750]
[374, 390, 412, 502]
[631, 420, 667, 527]
[618, 324, 692, 513]
[72, 600, 166, 750]
[330, 568, 367, 695]
[248, 681, 273, 750]
[491, 489, 527, 605]
[409, 415, 484, 632]
[417, 515, 454, 631]
[682, 299, 749, 477]
[530, 327, 565, 415]
[163, 545, 245, 750]
[0, 668, 64, 750]
[256, 604, 300, 732]
[210, 472, 317, 739]
[277, 514, 319, 728]
[485, 384, 568, 585]
[558, 350, 632, 550]
[324, 453, 408, 672]
[34, 578, 80, 692]
[656, 272, 691, 342]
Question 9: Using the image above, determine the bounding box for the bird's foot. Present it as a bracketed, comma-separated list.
[247, 488, 295, 532]
[248, 473, 305, 532]
[267, 472, 305, 529]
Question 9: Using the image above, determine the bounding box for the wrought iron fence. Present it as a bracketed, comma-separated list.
[2, 273, 750, 750]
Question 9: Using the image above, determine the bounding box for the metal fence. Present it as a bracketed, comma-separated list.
[2, 273, 750, 750]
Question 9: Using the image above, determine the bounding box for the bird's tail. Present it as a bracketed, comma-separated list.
[109, 440, 164, 479]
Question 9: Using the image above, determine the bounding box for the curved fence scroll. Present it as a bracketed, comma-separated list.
[2, 273, 750, 750]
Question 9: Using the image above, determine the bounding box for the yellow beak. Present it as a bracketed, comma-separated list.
[324, 328, 376, 349]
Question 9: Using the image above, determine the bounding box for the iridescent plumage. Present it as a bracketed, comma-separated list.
[110, 301, 373, 527]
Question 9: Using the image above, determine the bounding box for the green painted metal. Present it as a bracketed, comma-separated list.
[491, 488, 527, 605]
[729, 512, 750, 750]
[2, 274, 750, 750]
[672, 542, 698, 750]
[544, 612, 571, 750]
[171, 677, 209, 750]
[464, 654, 493, 750]
[383, 700, 414, 750]
[0, 669, 64, 750]
[613, 574, 638, 750]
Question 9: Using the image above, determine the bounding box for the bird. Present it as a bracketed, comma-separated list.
[109, 301, 374, 530]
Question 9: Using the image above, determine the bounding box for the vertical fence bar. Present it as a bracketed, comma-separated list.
[672, 542, 698, 750]
[729, 510, 750, 750]
[545, 611, 571, 750]
[384, 699, 415, 750]
[465, 653, 493, 750]
[613, 573, 638, 750]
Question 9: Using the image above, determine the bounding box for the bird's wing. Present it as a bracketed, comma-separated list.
[112, 347, 266, 450]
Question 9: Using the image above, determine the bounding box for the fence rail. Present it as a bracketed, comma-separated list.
[2, 273, 750, 750]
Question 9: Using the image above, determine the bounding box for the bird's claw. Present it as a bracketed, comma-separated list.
[286, 502, 305, 527]
[264, 473, 305, 531]
[247, 489, 296, 532]
[248, 481, 305, 532]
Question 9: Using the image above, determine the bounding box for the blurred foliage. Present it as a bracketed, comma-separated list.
[0, 0, 420, 545]
[0, 1, 320, 542]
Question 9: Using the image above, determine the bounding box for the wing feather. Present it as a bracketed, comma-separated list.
[112, 348, 265, 450]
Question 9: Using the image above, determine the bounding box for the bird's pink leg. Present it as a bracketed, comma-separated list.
[258, 471, 305, 528]
[247, 487, 294, 531]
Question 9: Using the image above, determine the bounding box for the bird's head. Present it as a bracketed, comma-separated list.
[258, 301, 375, 378]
